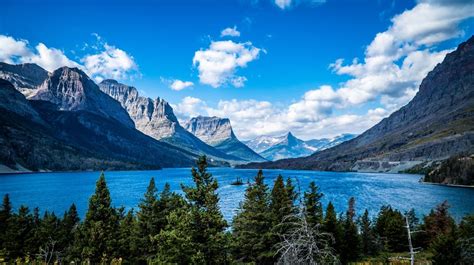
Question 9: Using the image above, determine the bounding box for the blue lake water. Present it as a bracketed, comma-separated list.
[0, 168, 473, 222]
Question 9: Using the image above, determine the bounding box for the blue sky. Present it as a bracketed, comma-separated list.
[1, 0, 473, 140]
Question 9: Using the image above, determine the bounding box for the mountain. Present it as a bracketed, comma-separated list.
[0, 78, 195, 172]
[0, 65, 215, 172]
[0, 62, 49, 97]
[244, 133, 356, 161]
[240, 36, 474, 172]
[30, 67, 135, 128]
[305, 134, 357, 151]
[184, 116, 266, 162]
[98, 80, 239, 163]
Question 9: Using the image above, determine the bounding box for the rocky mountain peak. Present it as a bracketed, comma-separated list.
[184, 116, 235, 145]
[29, 67, 135, 128]
[0, 62, 49, 96]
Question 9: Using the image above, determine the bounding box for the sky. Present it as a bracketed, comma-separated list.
[1, 0, 473, 140]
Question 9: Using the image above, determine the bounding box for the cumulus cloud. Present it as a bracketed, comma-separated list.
[0, 34, 139, 82]
[170, 79, 194, 91]
[0, 35, 30, 63]
[177, 0, 473, 140]
[173, 95, 388, 140]
[81, 44, 138, 82]
[220, 26, 241, 37]
[25, 43, 81, 71]
[323, 0, 474, 111]
[193, 40, 262, 88]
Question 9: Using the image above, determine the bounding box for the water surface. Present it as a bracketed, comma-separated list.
[0, 168, 473, 222]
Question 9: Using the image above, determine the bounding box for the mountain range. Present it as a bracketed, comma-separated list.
[241, 36, 474, 173]
[0, 65, 265, 172]
[184, 116, 266, 162]
[244, 132, 356, 161]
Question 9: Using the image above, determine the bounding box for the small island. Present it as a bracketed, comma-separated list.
[230, 177, 244, 185]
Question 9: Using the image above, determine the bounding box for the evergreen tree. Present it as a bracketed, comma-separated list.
[117, 209, 139, 262]
[4, 206, 34, 260]
[157, 156, 227, 264]
[359, 209, 377, 256]
[232, 169, 273, 264]
[430, 229, 461, 264]
[304, 181, 324, 228]
[340, 197, 360, 264]
[0, 194, 12, 255]
[136, 177, 160, 259]
[421, 201, 455, 247]
[80, 172, 119, 263]
[374, 205, 406, 252]
[322, 202, 342, 254]
[61, 204, 80, 261]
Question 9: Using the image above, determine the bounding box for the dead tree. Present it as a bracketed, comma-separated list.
[275, 213, 339, 265]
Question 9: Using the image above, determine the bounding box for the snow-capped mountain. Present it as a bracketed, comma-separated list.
[245, 132, 356, 161]
[184, 116, 266, 162]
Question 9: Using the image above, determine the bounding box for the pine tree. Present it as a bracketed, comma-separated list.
[136, 177, 160, 258]
[322, 202, 342, 253]
[80, 172, 119, 263]
[304, 181, 324, 228]
[61, 204, 79, 261]
[157, 156, 227, 264]
[340, 197, 360, 264]
[117, 209, 139, 262]
[232, 169, 273, 264]
[359, 209, 377, 256]
[421, 201, 456, 247]
[0, 194, 12, 253]
[374, 205, 406, 252]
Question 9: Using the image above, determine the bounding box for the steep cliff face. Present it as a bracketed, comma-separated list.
[241, 36, 474, 172]
[0, 63, 49, 96]
[99, 80, 238, 162]
[30, 67, 135, 128]
[184, 116, 266, 162]
[0, 78, 194, 172]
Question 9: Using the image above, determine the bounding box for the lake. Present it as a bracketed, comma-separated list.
[0, 168, 473, 222]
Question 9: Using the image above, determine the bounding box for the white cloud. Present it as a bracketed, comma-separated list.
[275, 0, 292, 9]
[220, 26, 241, 37]
[0, 34, 139, 82]
[81, 44, 138, 82]
[325, 0, 474, 110]
[193, 40, 262, 88]
[170, 79, 194, 91]
[0, 35, 30, 63]
[274, 0, 326, 10]
[25, 43, 81, 72]
[176, 0, 474, 140]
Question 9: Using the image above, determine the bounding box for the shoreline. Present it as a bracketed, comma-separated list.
[421, 181, 474, 189]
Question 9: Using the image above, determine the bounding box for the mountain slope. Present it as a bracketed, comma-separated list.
[30, 67, 135, 128]
[0, 63, 49, 97]
[184, 116, 266, 162]
[241, 36, 474, 172]
[98, 80, 238, 162]
[0, 79, 167, 172]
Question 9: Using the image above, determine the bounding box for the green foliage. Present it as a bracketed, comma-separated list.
[374, 205, 406, 252]
[156, 156, 228, 264]
[425, 155, 474, 185]
[340, 197, 361, 264]
[0, 169, 471, 264]
[79, 172, 120, 263]
[359, 209, 378, 257]
[322, 202, 343, 254]
[232, 169, 274, 264]
[304, 181, 324, 228]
